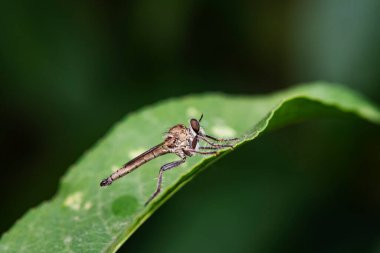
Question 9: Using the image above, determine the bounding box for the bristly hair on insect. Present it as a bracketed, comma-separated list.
[100, 114, 239, 205]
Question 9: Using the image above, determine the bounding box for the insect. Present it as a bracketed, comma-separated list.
[100, 114, 239, 205]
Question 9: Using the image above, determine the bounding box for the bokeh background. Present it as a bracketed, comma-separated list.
[1, 0, 380, 252]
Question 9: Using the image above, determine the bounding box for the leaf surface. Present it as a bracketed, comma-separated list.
[1, 83, 379, 253]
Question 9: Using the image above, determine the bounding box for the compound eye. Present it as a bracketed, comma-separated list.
[190, 119, 200, 133]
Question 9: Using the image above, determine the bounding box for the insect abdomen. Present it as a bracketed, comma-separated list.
[100, 144, 168, 186]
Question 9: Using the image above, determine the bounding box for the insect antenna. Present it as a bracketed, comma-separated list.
[199, 113, 204, 122]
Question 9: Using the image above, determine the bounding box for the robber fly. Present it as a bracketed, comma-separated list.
[100, 114, 239, 205]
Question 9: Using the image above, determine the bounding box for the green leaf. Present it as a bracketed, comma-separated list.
[1, 82, 379, 253]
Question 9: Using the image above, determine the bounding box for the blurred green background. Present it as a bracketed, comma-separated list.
[1, 0, 380, 252]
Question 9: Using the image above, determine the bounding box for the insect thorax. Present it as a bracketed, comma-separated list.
[164, 124, 191, 150]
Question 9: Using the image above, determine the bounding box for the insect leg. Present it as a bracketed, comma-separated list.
[199, 146, 219, 150]
[204, 134, 240, 143]
[198, 135, 234, 149]
[185, 148, 218, 155]
[145, 158, 186, 206]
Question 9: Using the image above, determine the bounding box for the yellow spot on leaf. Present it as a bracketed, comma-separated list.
[63, 192, 83, 211]
[111, 165, 118, 172]
[84, 201, 92, 210]
[64, 236, 72, 245]
[211, 125, 236, 137]
[128, 148, 146, 159]
[187, 107, 200, 118]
